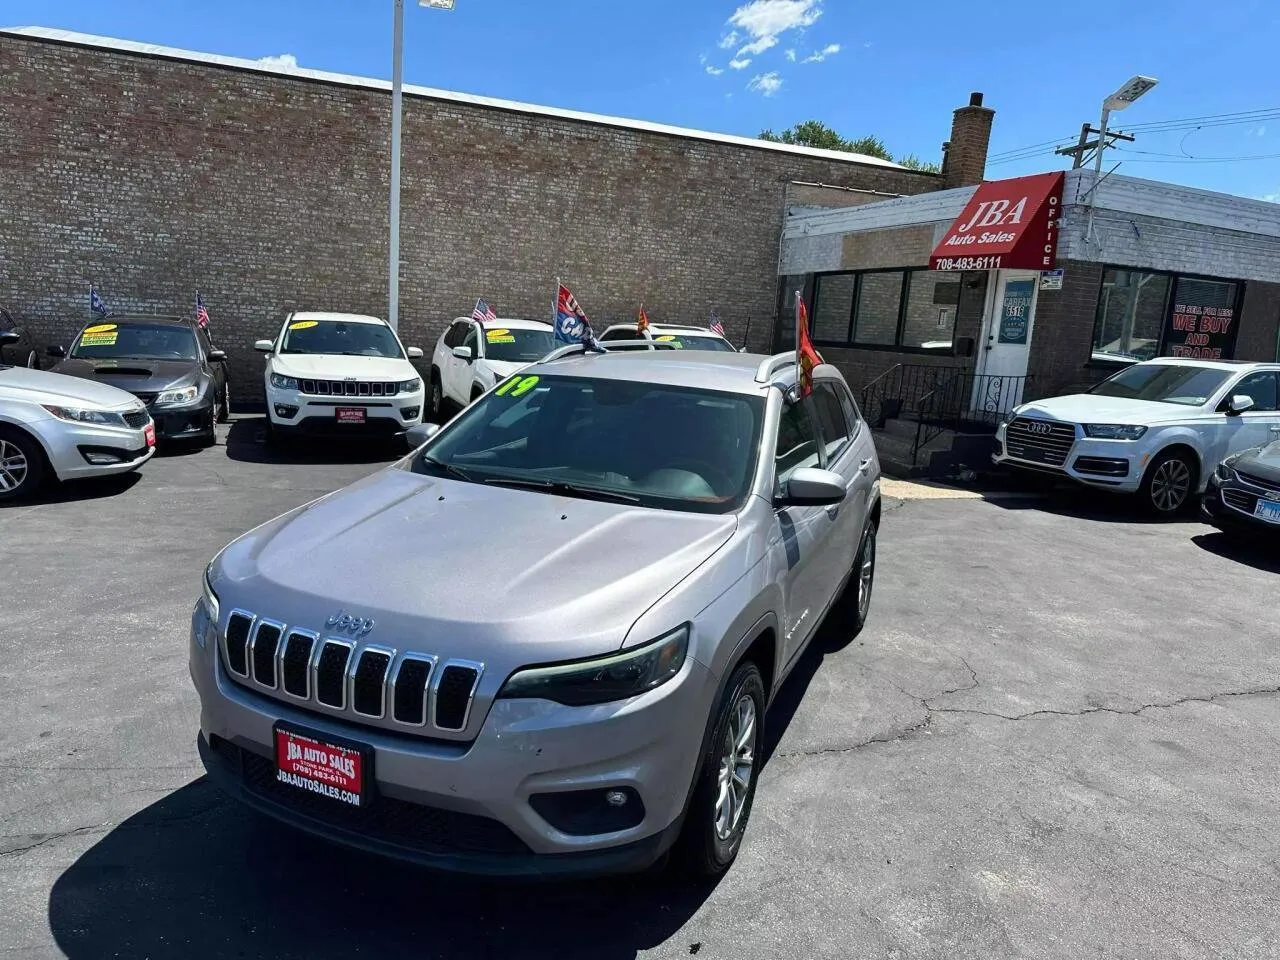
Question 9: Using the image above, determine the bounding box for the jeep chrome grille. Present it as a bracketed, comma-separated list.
[220, 610, 483, 735]
[299, 379, 400, 397]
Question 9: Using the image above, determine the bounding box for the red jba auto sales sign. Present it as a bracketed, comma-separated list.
[275, 726, 366, 807]
[930, 172, 1065, 272]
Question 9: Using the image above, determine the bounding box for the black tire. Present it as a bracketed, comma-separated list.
[675, 660, 766, 878]
[849, 521, 878, 637]
[0, 425, 46, 502]
[428, 370, 444, 422]
[1139, 449, 1197, 516]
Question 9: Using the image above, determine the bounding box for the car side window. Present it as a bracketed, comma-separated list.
[774, 398, 822, 488]
[1230, 371, 1279, 412]
[443, 322, 465, 349]
[462, 325, 479, 355]
[811, 382, 853, 462]
[833, 380, 864, 437]
[0, 310, 13, 332]
[196, 324, 214, 357]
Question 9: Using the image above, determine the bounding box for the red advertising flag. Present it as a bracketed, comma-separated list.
[795, 292, 822, 399]
[637, 305, 651, 334]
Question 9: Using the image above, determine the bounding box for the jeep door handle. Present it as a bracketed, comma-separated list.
[858, 459, 872, 474]
[826, 504, 840, 519]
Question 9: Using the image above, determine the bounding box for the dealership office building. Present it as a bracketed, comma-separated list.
[778, 162, 1280, 423]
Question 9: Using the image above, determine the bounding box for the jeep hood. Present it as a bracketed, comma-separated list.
[214, 467, 736, 664]
[272, 354, 415, 380]
[1017, 393, 1199, 424]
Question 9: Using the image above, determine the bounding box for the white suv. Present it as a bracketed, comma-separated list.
[994, 358, 1280, 514]
[255, 312, 425, 444]
[428, 317, 556, 418]
[599, 323, 737, 353]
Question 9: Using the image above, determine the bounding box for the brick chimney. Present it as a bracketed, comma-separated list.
[940, 92, 995, 188]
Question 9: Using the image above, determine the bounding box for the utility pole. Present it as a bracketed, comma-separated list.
[1055, 122, 1135, 169]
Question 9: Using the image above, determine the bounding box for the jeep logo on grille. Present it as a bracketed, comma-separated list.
[326, 610, 376, 637]
[1026, 421, 1053, 435]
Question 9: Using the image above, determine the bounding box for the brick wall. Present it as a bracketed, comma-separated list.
[0, 33, 938, 400]
[1027, 260, 1105, 398]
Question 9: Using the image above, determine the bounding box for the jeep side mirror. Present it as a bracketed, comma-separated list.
[47, 344, 66, 358]
[406, 422, 440, 448]
[452, 345, 474, 363]
[1227, 394, 1255, 415]
[775, 467, 847, 507]
[406, 346, 424, 360]
[208, 349, 227, 362]
[254, 339, 274, 353]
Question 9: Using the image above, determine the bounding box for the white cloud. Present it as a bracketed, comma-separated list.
[737, 35, 779, 56]
[706, 64, 725, 76]
[785, 48, 797, 61]
[256, 53, 298, 70]
[719, 0, 822, 62]
[729, 0, 822, 41]
[748, 71, 783, 97]
[803, 42, 841, 63]
[729, 57, 753, 70]
[1261, 191, 1280, 203]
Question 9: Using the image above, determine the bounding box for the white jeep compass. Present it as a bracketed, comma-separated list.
[256, 312, 426, 445]
[994, 358, 1280, 514]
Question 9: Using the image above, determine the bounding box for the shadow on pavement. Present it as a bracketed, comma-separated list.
[0, 470, 142, 508]
[982, 483, 1195, 525]
[222, 417, 407, 467]
[1191, 531, 1280, 573]
[49, 778, 716, 960]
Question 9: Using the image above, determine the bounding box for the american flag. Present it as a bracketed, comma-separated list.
[195, 290, 210, 329]
[709, 309, 725, 337]
[472, 298, 497, 324]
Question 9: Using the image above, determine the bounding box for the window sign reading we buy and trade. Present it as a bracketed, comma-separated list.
[1162, 302, 1235, 359]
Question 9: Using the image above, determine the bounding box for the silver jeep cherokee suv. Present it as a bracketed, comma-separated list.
[191, 346, 882, 877]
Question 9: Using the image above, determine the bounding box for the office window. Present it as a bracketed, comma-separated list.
[901, 271, 962, 350]
[813, 274, 855, 342]
[1092, 269, 1171, 362]
[853, 272, 904, 345]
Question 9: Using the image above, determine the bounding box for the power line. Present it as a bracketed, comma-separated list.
[1113, 147, 1280, 164]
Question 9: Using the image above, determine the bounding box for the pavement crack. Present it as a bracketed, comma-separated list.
[932, 684, 1280, 722]
[775, 712, 933, 760]
[0, 825, 105, 857]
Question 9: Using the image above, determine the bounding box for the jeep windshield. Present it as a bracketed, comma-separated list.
[413, 373, 764, 514]
[1089, 363, 1231, 406]
[651, 333, 736, 352]
[70, 322, 198, 361]
[483, 327, 558, 362]
[281, 319, 404, 358]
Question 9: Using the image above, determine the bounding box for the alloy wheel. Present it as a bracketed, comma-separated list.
[26, 350, 37, 369]
[1150, 458, 1191, 513]
[0, 438, 29, 492]
[858, 527, 877, 622]
[713, 694, 756, 842]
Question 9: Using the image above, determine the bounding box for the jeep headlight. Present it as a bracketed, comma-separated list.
[195, 565, 220, 648]
[401, 378, 422, 393]
[41, 404, 125, 425]
[270, 373, 299, 391]
[156, 385, 199, 406]
[497, 626, 689, 707]
[1084, 424, 1147, 440]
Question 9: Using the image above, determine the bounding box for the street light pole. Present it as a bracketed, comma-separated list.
[388, 0, 455, 332]
[1086, 75, 1158, 246]
[389, 0, 405, 331]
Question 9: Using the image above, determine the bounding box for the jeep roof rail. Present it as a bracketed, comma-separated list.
[754, 353, 796, 383]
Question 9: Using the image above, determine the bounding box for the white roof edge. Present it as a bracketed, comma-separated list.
[2, 26, 908, 171]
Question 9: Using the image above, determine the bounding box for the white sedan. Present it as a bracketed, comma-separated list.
[0, 364, 155, 501]
[994, 358, 1280, 514]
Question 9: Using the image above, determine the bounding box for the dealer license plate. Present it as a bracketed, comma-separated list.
[335, 407, 366, 424]
[1255, 498, 1280, 524]
[144, 423, 156, 447]
[274, 724, 368, 808]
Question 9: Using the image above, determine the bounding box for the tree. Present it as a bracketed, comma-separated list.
[759, 121, 939, 173]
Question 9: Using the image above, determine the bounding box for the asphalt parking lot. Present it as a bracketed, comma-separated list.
[2, 420, 1278, 960]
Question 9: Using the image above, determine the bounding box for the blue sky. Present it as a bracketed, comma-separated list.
[6, 0, 1279, 199]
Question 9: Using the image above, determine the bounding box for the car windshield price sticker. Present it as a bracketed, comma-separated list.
[275, 727, 365, 807]
[998, 280, 1034, 344]
[494, 374, 540, 398]
[289, 320, 318, 330]
[486, 328, 515, 344]
[79, 325, 119, 347]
